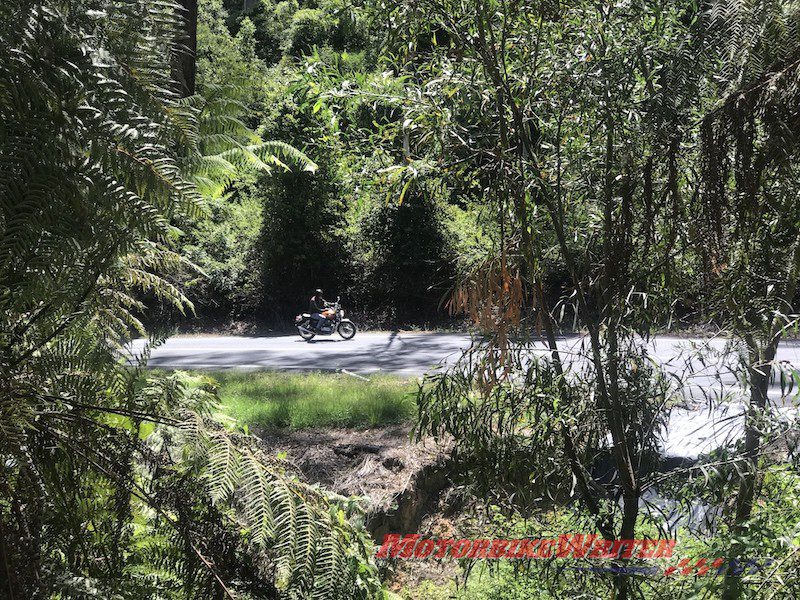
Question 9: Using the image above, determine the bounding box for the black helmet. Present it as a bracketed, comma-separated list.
[315, 288, 323, 295]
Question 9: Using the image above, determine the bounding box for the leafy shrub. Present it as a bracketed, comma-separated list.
[247, 0, 299, 64]
[322, 0, 369, 50]
[350, 189, 456, 324]
[288, 8, 331, 56]
[181, 190, 264, 318]
[256, 165, 350, 321]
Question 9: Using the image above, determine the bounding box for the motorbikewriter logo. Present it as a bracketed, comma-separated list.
[375, 534, 774, 577]
[376, 534, 675, 560]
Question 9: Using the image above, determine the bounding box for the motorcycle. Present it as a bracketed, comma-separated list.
[294, 297, 357, 341]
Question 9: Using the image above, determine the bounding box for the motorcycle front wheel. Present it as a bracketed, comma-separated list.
[337, 320, 356, 340]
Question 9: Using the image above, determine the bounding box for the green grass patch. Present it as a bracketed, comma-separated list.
[207, 370, 418, 429]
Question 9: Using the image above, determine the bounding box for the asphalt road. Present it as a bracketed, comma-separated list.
[131, 331, 800, 383]
[129, 332, 800, 459]
[131, 331, 475, 375]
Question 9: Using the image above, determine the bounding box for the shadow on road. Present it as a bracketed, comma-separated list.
[145, 333, 473, 374]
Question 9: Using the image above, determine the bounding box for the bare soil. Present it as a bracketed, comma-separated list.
[253, 424, 479, 596]
[252, 424, 451, 516]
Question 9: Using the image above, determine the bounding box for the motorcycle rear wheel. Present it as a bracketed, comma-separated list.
[337, 320, 356, 340]
[299, 328, 316, 341]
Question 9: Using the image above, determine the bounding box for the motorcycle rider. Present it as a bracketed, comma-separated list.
[295, 291, 355, 341]
[309, 289, 330, 331]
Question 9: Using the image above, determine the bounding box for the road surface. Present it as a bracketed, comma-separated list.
[131, 332, 800, 385]
[129, 332, 800, 459]
[131, 331, 474, 375]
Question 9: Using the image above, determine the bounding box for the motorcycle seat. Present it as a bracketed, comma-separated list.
[301, 313, 311, 318]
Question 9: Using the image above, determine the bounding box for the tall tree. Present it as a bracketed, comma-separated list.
[399, 1, 700, 597]
[177, 0, 198, 96]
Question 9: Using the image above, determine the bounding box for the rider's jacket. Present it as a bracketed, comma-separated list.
[309, 296, 326, 313]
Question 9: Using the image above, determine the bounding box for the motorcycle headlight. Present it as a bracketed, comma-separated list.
[339, 309, 345, 317]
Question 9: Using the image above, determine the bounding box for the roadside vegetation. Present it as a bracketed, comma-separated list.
[212, 371, 416, 428]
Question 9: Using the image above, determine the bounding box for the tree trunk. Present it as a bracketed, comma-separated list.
[721, 343, 775, 600]
[175, 0, 197, 97]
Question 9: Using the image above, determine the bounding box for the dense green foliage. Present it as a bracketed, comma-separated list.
[0, 1, 379, 597]
[173, 0, 483, 327]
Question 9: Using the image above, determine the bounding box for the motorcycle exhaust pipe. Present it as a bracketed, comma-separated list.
[297, 325, 313, 334]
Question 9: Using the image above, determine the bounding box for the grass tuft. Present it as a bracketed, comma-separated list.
[207, 370, 417, 429]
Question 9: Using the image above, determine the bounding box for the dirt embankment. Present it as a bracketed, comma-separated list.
[254, 425, 453, 536]
[256, 425, 520, 594]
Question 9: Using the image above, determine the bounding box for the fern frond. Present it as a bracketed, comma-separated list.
[174, 413, 381, 599]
